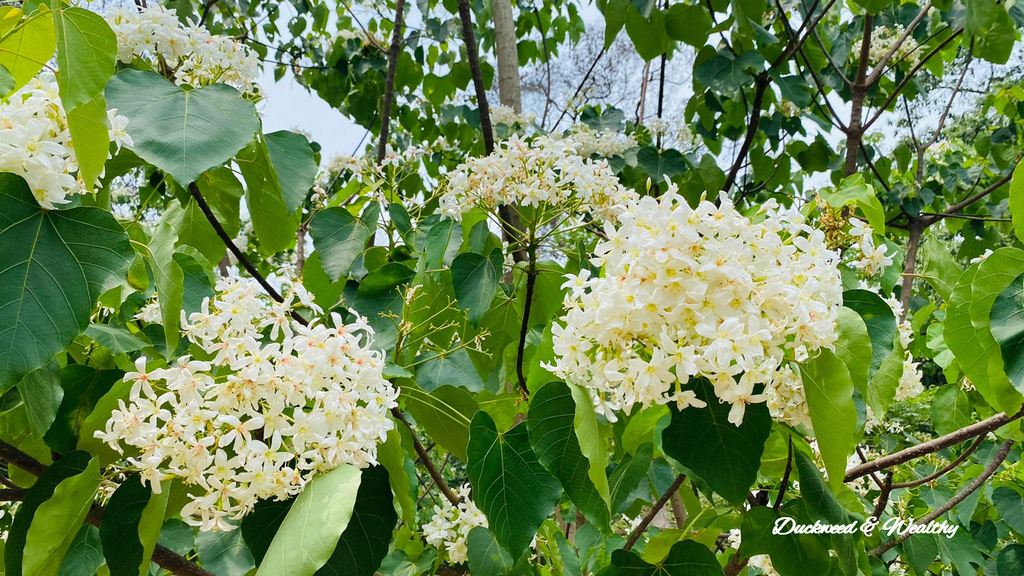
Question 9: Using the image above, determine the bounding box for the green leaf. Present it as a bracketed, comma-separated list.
[991, 272, 1024, 391]
[568, 383, 611, 510]
[467, 412, 563, 560]
[821, 175, 885, 233]
[624, 5, 670, 61]
[105, 69, 259, 185]
[998, 544, 1024, 576]
[66, 94, 111, 192]
[58, 525, 105, 576]
[401, 384, 476, 462]
[527, 382, 611, 531]
[917, 235, 962, 303]
[0, 62, 14, 95]
[310, 208, 371, 283]
[467, 527, 515, 576]
[255, 465, 362, 576]
[414, 349, 485, 393]
[0, 6, 55, 94]
[237, 137, 301, 256]
[451, 252, 501, 326]
[664, 3, 711, 47]
[609, 442, 652, 513]
[17, 363, 61, 442]
[1011, 161, 1024, 246]
[314, 465, 397, 576]
[843, 289, 896, 378]
[22, 455, 100, 576]
[946, 249, 1024, 413]
[84, 324, 148, 354]
[604, 539, 723, 575]
[147, 215, 184, 356]
[265, 130, 317, 213]
[993, 487, 1024, 535]
[101, 476, 157, 576]
[660, 379, 771, 506]
[197, 528, 256, 576]
[603, 0, 629, 49]
[637, 147, 687, 184]
[7, 451, 93, 576]
[931, 383, 972, 436]
[53, 6, 115, 110]
[740, 507, 830, 576]
[834, 308, 872, 397]
[46, 366, 121, 455]
[377, 425, 416, 526]
[800, 349, 857, 488]
[0, 174, 133, 392]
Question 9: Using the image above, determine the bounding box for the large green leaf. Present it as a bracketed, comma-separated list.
[569, 382, 611, 508]
[917, 235, 962, 303]
[451, 252, 501, 326]
[1010, 161, 1024, 246]
[265, 130, 317, 213]
[0, 174, 133, 392]
[414, 349, 485, 393]
[931, 383, 973, 436]
[237, 136, 300, 255]
[147, 215, 184, 356]
[991, 272, 1024, 391]
[842, 289, 896, 377]
[197, 528, 256, 576]
[834, 308, 872, 397]
[241, 497, 294, 565]
[53, 6, 115, 110]
[609, 442, 653, 514]
[993, 487, 1024, 535]
[309, 208, 371, 283]
[401, 384, 476, 462]
[66, 94, 111, 192]
[6, 451, 93, 576]
[998, 544, 1024, 576]
[527, 381, 611, 531]
[604, 540, 723, 575]
[0, 6, 55, 94]
[101, 476, 161, 576]
[800, 349, 857, 489]
[23, 455, 101, 576]
[467, 412, 563, 560]
[467, 527, 515, 576]
[314, 465, 397, 576]
[660, 379, 771, 506]
[105, 69, 259, 185]
[255, 465, 362, 576]
[946, 250, 1024, 413]
[377, 424, 416, 526]
[58, 525, 105, 576]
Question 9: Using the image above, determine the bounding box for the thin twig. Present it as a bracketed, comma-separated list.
[390, 407, 461, 506]
[774, 437, 793, 510]
[890, 434, 986, 489]
[722, 74, 771, 193]
[623, 474, 687, 551]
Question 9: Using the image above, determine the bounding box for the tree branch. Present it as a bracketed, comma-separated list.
[390, 407, 461, 506]
[870, 439, 1014, 556]
[722, 74, 770, 194]
[376, 0, 407, 163]
[844, 408, 1024, 482]
[924, 169, 1014, 222]
[186, 183, 309, 327]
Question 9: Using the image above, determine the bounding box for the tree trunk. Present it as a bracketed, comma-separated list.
[492, 0, 522, 111]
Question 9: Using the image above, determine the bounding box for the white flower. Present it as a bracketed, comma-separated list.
[894, 351, 923, 401]
[99, 275, 399, 531]
[548, 188, 842, 425]
[424, 485, 488, 564]
[105, 6, 260, 94]
[439, 134, 637, 222]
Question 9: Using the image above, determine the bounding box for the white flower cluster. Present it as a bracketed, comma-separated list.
[423, 485, 488, 564]
[440, 135, 637, 222]
[644, 117, 696, 150]
[884, 296, 914, 349]
[0, 72, 132, 209]
[490, 105, 536, 128]
[559, 124, 637, 157]
[98, 276, 399, 531]
[867, 25, 919, 67]
[764, 364, 811, 429]
[106, 6, 260, 94]
[547, 190, 842, 426]
[848, 220, 893, 277]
